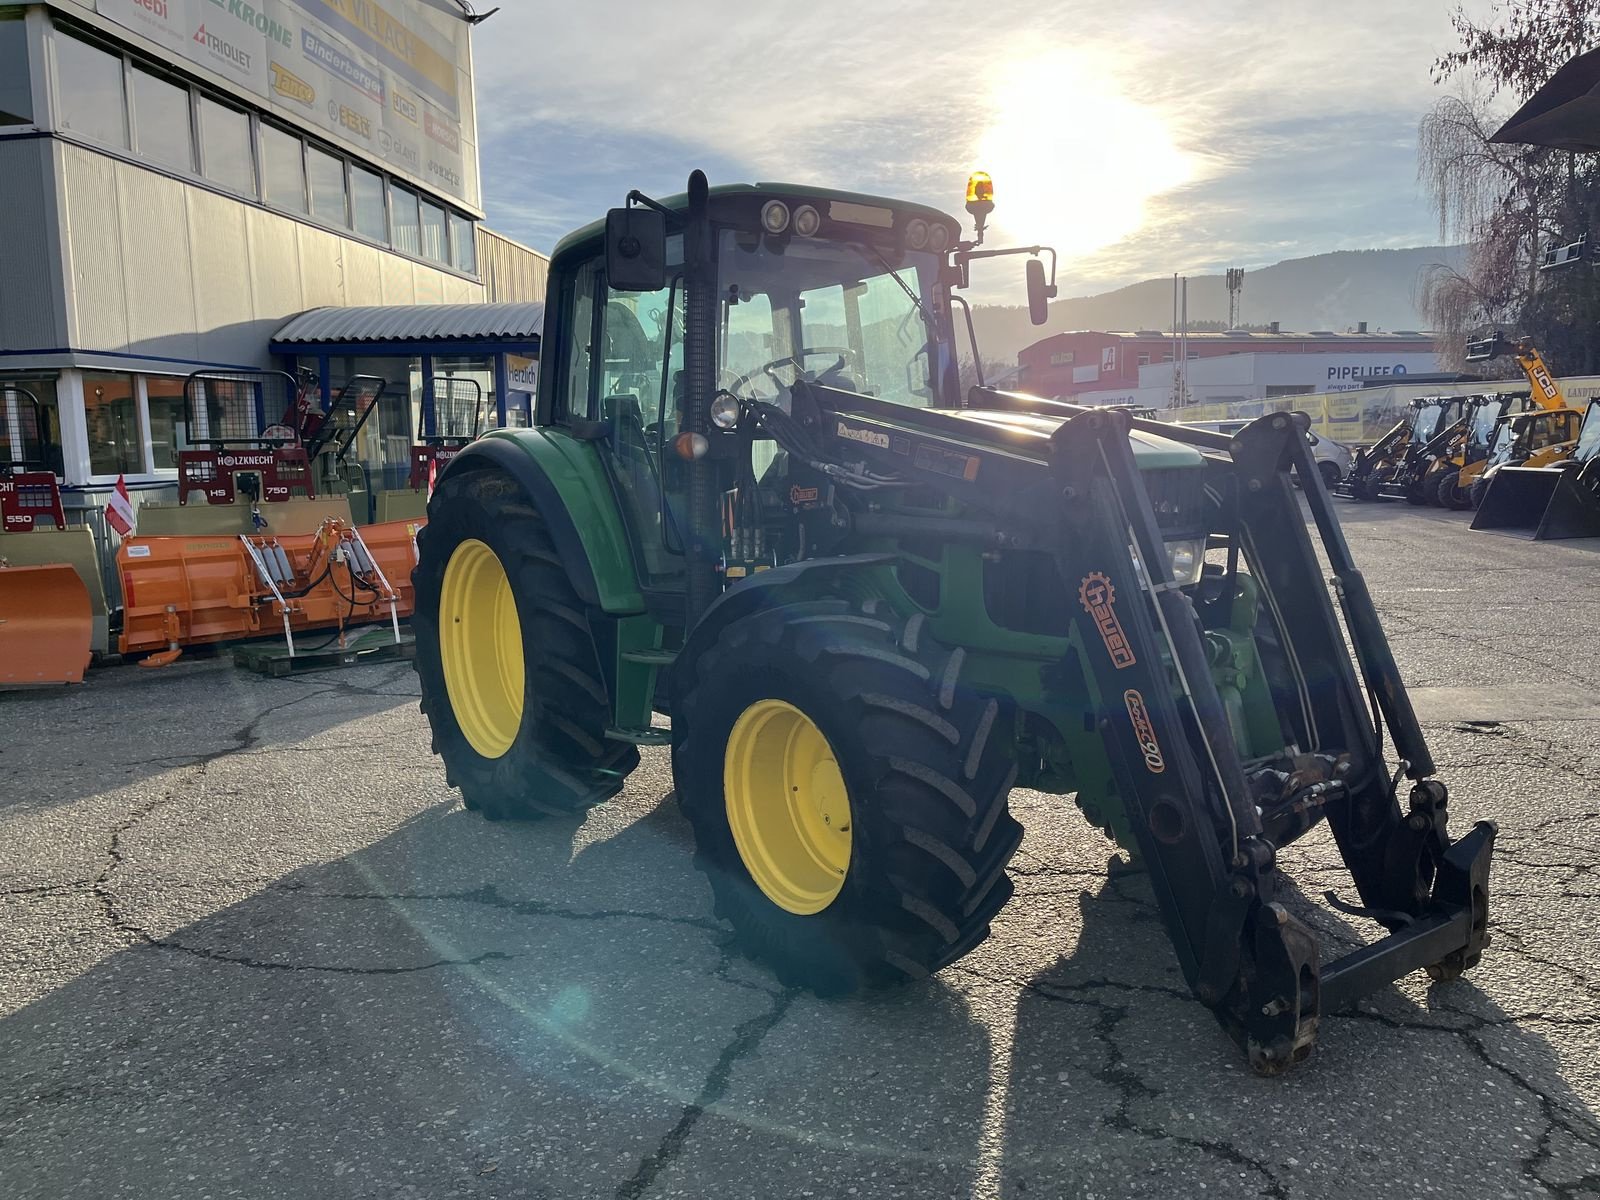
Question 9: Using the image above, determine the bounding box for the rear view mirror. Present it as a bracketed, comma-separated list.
[1026, 257, 1050, 325]
[606, 208, 666, 292]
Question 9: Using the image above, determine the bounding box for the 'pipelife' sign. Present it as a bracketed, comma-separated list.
[95, 0, 476, 207]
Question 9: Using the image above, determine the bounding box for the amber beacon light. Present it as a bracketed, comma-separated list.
[965, 170, 994, 241]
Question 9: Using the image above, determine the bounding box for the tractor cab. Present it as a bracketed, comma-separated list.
[541, 177, 1076, 596]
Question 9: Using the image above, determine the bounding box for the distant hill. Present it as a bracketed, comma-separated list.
[972, 246, 1468, 365]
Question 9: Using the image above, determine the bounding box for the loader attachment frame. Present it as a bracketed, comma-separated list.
[1050, 408, 1495, 1070]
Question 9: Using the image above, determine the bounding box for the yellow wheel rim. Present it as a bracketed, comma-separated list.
[439, 538, 524, 759]
[724, 699, 852, 915]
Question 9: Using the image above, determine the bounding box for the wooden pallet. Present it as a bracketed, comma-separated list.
[230, 628, 415, 677]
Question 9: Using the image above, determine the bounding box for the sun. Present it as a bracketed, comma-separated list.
[974, 53, 1197, 262]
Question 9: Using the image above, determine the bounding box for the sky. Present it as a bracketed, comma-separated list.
[467, 0, 1497, 301]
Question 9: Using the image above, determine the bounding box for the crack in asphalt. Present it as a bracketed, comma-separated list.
[1013, 970, 1288, 1199]
[271, 881, 727, 936]
[613, 986, 797, 1200]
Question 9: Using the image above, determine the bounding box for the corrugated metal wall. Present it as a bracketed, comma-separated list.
[0, 139, 70, 352]
[476, 227, 549, 304]
[50, 143, 487, 368]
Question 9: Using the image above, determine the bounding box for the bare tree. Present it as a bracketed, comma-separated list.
[1420, 3, 1600, 371]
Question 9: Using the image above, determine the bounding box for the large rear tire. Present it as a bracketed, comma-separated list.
[412, 469, 638, 819]
[673, 598, 1022, 994]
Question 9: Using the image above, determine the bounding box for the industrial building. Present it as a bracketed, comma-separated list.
[0, 0, 546, 525]
[1075, 345, 1444, 410]
[1017, 328, 1438, 402]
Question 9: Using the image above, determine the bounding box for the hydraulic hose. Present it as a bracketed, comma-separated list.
[682, 171, 720, 623]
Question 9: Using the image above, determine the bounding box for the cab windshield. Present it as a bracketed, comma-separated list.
[1411, 402, 1446, 444]
[1468, 400, 1504, 451]
[716, 230, 956, 409]
[1488, 419, 1520, 466]
[1576, 402, 1600, 465]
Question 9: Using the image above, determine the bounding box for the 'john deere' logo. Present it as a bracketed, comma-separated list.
[1123, 689, 1166, 774]
[1078, 571, 1136, 669]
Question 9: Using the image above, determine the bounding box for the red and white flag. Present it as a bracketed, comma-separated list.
[427, 455, 439, 498]
[106, 474, 136, 537]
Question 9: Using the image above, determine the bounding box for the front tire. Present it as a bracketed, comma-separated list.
[412, 469, 638, 819]
[1317, 460, 1342, 490]
[672, 598, 1022, 994]
[1436, 468, 1471, 510]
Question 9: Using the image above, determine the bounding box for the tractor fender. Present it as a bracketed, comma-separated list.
[441, 432, 645, 614]
[670, 553, 897, 702]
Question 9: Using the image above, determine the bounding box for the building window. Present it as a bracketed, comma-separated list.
[389, 182, 420, 256]
[2, 377, 63, 476]
[420, 196, 447, 263]
[260, 123, 306, 212]
[198, 95, 253, 196]
[351, 163, 386, 241]
[55, 31, 127, 148]
[1049, 351, 1074, 366]
[0, 11, 32, 126]
[83, 373, 144, 475]
[449, 211, 476, 274]
[130, 66, 193, 173]
[1138, 352, 1151, 367]
[307, 143, 348, 226]
[145, 376, 190, 469]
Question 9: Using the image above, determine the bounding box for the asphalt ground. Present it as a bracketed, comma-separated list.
[2, 501, 1598, 1199]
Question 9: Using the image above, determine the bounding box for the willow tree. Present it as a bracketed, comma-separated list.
[1421, 3, 1600, 373]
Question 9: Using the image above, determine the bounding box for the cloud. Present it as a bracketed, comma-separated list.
[470, 0, 1490, 295]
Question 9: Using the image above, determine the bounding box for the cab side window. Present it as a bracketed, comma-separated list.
[559, 258, 602, 421]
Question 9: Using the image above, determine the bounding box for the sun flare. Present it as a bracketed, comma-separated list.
[975, 54, 1198, 263]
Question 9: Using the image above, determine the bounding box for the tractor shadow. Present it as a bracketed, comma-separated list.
[993, 860, 1600, 1198]
[0, 652, 420, 814]
[0, 789, 998, 1199]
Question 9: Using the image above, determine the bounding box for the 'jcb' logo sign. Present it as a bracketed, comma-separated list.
[1078, 571, 1136, 669]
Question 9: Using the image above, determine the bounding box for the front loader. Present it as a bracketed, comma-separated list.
[1335, 397, 1463, 501]
[1461, 334, 1586, 507]
[410, 172, 1495, 1074]
[1435, 392, 1531, 510]
[1473, 398, 1600, 537]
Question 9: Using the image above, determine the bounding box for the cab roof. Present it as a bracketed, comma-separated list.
[549, 182, 964, 266]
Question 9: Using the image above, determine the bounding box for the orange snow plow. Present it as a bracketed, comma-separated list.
[118, 516, 417, 665]
[0, 562, 92, 685]
[0, 387, 100, 685]
[115, 370, 422, 668]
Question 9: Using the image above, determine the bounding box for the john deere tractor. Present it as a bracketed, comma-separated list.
[411, 171, 1495, 1074]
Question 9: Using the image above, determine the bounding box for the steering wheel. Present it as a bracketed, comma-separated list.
[723, 348, 854, 399]
[762, 347, 853, 392]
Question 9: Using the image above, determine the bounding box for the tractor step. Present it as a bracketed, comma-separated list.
[605, 724, 672, 746]
[620, 648, 677, 665]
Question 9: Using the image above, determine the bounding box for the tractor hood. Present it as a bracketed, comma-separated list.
[928, 406, 1205, 471]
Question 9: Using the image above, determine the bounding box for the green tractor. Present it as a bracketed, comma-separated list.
[410, 171, 1496, 1074]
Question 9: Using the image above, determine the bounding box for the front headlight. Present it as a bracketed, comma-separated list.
[1165, 538, 1206, 587]
[710, 393, 741, 430]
